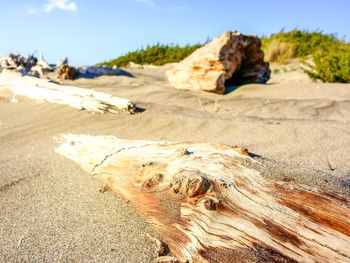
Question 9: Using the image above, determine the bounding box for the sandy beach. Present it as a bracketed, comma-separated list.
[1, 66, 350, 262]
[1, 0, 349, 261]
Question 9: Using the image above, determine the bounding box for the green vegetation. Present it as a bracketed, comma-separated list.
[100, 29, 350, 83]
[261, 29, 350, 83]
[98, 43, 202, 67]
[261, 29, 342, 59]
[273, 68, 281, 74]
[306, 46, 350, 83]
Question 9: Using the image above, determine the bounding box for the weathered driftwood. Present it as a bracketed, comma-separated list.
[56, 64, 133, 80]
[56, 134, 350, 263]
[0, 73, 136, 114]
[76, 66, 132, 78]
[0, 53, 52, 77]
[56, 63, 77, 80]
[165, 31, 270, 94]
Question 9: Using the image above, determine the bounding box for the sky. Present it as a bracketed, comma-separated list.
[1, 0, 349, 66]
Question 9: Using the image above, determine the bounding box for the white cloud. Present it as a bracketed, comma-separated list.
[43, 0, 77, 12]
[26, 0, 77, 15]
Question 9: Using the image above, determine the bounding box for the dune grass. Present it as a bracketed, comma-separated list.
[264, 39, 294, 64]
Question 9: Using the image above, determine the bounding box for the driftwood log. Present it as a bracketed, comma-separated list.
[165, 31, 270, 94]
[56, 135, 350, 263]
[0, 73, 136, 114]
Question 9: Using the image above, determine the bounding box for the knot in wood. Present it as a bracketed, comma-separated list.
[204, 197, 219, 211]
[172, 170, 210, 197]
[142, 173, 163, 189]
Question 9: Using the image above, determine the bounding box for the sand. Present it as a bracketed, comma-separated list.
[0, 102, 158, 262]
[1, 64, 350, 262]
[62, 66, 350, 173]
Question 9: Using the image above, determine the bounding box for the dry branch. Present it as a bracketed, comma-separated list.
[56, 134, 350, 263]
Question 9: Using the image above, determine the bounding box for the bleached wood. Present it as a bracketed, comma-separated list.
[0, 73, 135, 113]
[56, 134, 350, 263]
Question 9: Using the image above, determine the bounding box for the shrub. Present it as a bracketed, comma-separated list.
[306, 48, 350, 83]
[98, 43, 202, 67]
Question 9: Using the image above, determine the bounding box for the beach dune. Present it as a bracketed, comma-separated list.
[1, 66, 350, 262]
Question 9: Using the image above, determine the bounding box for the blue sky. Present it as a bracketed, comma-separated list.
[1, 0, 349, 66]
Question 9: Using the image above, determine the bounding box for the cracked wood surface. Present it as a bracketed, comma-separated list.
[0, 73, 135, 113]
[56, 134, 350, 263]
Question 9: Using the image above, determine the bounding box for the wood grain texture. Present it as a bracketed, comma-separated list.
[0, 73, 135, 113]
[56, 134, 350, 263]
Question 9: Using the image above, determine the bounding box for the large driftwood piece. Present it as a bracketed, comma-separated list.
[165, 31, 270, 94]
[0, 73, 135, 113]
[56, 134, 350, 263]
